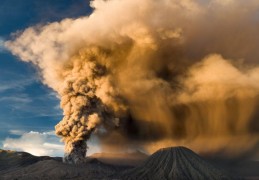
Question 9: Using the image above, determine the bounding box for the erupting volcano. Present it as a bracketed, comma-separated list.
[5, 0, 259, 164]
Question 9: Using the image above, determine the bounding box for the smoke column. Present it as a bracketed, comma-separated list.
[6, 0, 259, 163]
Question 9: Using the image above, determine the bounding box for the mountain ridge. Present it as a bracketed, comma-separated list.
[1, 147, 255, 179]
[121, 146, 235, 180]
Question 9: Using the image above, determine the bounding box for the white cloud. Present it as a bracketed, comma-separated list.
[0, 77, 36, 93]
[3, 131, 64, 157]
[0, 96, 32, 103]
[9, 129, 26, 135]
[3, 130, 101, 157]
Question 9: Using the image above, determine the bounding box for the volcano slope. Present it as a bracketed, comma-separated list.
[120, 146, 234, 180]
[0, 147, 246, 179]
[0, 150, 127, 180]
[0, 149, 61, 173]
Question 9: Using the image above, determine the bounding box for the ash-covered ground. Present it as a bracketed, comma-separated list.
[0, 147, 258, 180]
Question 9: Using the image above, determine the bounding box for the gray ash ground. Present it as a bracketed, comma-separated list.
[0, 147, 258, 180]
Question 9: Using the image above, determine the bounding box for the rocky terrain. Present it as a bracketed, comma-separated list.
[0, 147, 258, 180]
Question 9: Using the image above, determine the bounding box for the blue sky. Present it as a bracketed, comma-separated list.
[0, 0, 94, 156]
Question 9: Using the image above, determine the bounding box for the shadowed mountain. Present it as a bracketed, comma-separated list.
[1, 159, 127, 180]
[0, 149, 127, 180]
[0, 149, 61, 173]
[206, 156, 259, 180]
[1, 147, 256, 179]
[121, 146, 235, 180]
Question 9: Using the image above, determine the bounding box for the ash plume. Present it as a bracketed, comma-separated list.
[6, 0, 259, 162]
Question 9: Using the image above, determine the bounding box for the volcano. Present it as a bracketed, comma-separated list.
[121, 146, 234, 180]
[2, 147, 254, 179]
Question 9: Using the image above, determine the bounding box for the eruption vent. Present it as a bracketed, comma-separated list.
[5, 0, 259, 163]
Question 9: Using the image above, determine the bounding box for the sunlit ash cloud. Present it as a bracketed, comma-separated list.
[5, 0, 259, 163]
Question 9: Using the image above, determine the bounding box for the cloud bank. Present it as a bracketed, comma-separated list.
[5, 0, 259, 160]
[3, 131, 64, 156]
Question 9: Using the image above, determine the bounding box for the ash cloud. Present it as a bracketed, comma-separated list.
[6, 0, 259, 162]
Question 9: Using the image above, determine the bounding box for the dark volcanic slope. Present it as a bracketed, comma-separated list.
[1, 159, 126, 180]
[0, 149, 128, 180]
[121, 146, 234, 180]
[0, 149, 60, 173]
[1, 147, 250, 179]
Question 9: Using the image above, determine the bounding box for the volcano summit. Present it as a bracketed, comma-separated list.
[121, 147, 233, 180]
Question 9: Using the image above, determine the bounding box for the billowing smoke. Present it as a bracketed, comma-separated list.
[6, 0, 259, 163]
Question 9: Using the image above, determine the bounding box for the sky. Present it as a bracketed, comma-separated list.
[0, 0, 94, 156]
